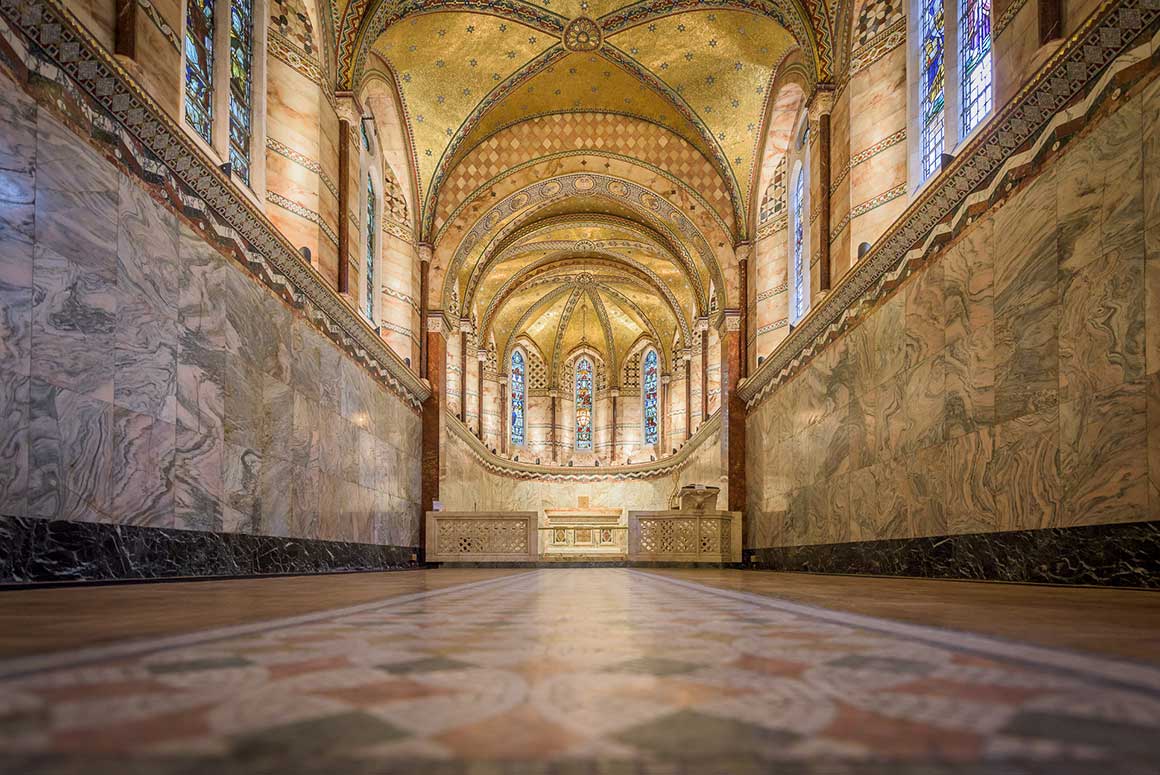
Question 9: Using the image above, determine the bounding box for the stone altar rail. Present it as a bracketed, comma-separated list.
[425, 512, 538, 563]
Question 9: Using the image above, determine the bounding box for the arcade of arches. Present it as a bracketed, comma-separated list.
[0, 0, 1159, 769]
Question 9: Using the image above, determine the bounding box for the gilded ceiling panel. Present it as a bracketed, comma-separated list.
[607, 10, 795, 201]
[518, 0, 628, 19]
[372, 12, 554, 198]
[436, 112, 734, 232]
[454, 52, 716, 168]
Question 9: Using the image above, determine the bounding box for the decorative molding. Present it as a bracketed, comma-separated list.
[739, 0, 1160, 412]
[0, 0, 430, 409]
[447, 412, 721, 482]
[268, 31, 324, 85]
[847, 16, 905, 77]
[134, 0, 179, 51]
[830, 128, 907, 195]
[828, 183, 908, 242]
[265, 137, 340, 200]
[996, 0, 1033, 37]
[266, 191, 340, 247]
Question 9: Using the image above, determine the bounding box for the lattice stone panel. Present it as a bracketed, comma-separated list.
[438, 519, 529, 555]
[639, 519, 698, 554]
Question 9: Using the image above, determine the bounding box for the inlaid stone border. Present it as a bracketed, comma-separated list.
[0, 0, 429, 411]
[740, 0, 1160, 411]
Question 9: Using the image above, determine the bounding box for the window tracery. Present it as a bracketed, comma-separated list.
[575, 357, 594, 451]
[790, 164, 808, 325]
[959, 0, 992, 136]
[228, 0, 254, 183]
[365, 173, 376, 321]
[642, 350, 659, 446]
[919, 0, 946, 182]
[510, 351, 526, 447]
[184, 0, 215, 143]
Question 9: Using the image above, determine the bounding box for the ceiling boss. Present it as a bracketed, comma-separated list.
[562, 16, 602, 52]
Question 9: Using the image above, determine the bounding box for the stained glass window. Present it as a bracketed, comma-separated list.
[228, 0, 254, 183]
[365, 175, 376, 321]
[184, 0, 214, 143]
[575, 357, 593, 450]
[642, 349, 659, 445]
[510, 351, 526, 447]
[361, 120, 372, 152]
[960, 0, 992, 136]
[920, 0, 946, 182]
[790, 165, 808, 324]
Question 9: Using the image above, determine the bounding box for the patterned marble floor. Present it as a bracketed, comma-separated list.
[2, 570, 1159, 774]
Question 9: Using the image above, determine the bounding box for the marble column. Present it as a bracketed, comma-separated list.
[458, 319, 470, 421]
[736, 243, 751, 379]
[683, 350, 692, 442]
[421, 312, 449, 557]
[549, 390, 559, 463]
[498, 376, 508, 456]
[716, 310, 746, 516]
[699, 318, 709, 424]
[610, 388, 619, 463]
[476, 350, 486, 440]
[808, 88, 834, 293]
[418, 244, 432, 375]
[337, 117, 352, 294]
[660, 374, 671, 454]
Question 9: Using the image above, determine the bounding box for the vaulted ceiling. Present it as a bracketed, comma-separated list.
[333, 0, 841, 382]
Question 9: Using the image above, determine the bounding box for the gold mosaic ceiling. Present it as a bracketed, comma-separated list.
[363, 3, 807, 225]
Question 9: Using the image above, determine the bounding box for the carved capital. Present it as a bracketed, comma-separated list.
[335, 92, 362, 125]
[418, 243, 434, 264]
[477, 349, 489, 362]
[734, 242, 752, 263]
[695, 317, 710, 333]
[715, 309, 742, 333]
[807, 85, 835, 120]
[426, 311, 449, 336]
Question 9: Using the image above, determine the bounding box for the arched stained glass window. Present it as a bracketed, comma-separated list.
[365, 175, 376, 321]
[642, 350, 659, 445]
[960, 0, 992, 136]
[919, 0, 946, 182]
[510, 351, 526, 447]
[575, 357, 593, 450]
[184, 0, 215, 143]
[228, 0, 254, 184]
[790, 165, 808, 324]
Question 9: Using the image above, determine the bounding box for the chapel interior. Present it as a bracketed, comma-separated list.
[0, 0, 1158, 771]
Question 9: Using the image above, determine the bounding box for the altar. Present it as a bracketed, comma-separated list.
[539, 496, 627, 559]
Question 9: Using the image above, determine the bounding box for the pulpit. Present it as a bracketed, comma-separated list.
[539, 496, 627, 558]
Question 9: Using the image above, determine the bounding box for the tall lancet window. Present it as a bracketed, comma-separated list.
[510, 351, 526, 447]
[790, 165, 808, 324]
[960, 0, 992, 136]
[365, 175, 376, 321]
[919, 0, 946, 182]
[575, 357, 594, 450]
[642, 349, 659, 445]
[228, 0, 254, 183]
[184, 0, 215, 143]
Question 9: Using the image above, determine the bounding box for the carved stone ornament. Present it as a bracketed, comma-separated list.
[563, 17, 601, 52]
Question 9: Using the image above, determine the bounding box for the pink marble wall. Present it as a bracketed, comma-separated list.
[0, 79, 423, 546]
[745, 76, 1160, 548]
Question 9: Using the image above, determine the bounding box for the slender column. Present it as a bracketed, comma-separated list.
[549, 390, 559, 463]
[1039, 0, 1062, 43]
[420, 313, 448, 559]
[418, 244, 432, 375]
[114, 0, 137, 57]
[660, 374, 671, 454]
[476, 350, 486, 440]
[736, 243, 751, 379]
[337, 118, 351, 294]
[609, 388, 619, 463]
[809, 88, 834, 292]
[699, 319, 709, 423]
[717, 310, 746, 516]
[683, 350, 692, 442]
[498, 376, 508, 455]
[458, 319, 470, 420]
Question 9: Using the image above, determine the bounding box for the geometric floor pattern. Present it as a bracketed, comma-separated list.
[2, 570, 1159, 774]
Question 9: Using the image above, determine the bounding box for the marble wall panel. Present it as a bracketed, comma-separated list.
[0, 86, 422, 558]
[747, 83, 1159, 558]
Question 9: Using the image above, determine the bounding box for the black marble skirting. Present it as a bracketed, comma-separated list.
[0, 515, 418, 586]
[743, 521, 1160, 588]
[432, 561, 741, 569]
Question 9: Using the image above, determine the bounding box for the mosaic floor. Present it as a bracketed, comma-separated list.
[2, 570, 1159, 774]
